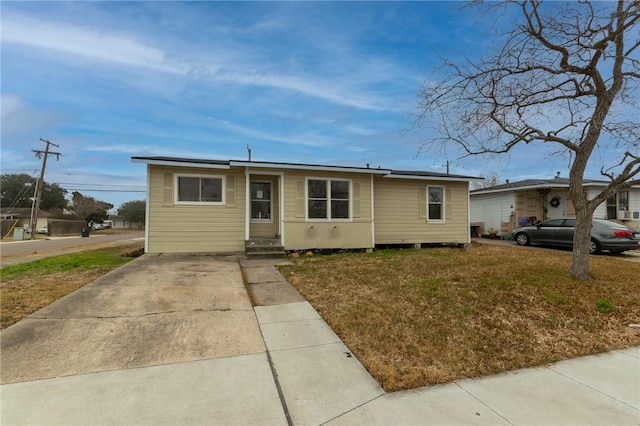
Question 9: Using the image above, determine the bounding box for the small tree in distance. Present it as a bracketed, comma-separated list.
[70, 191, 113, 223]
[118, 200, 146, 227]
[418, 0, 639, 279]
[471, 172, 501, 190]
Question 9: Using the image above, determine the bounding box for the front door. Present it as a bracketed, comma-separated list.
[547, 191, 566, 219]
[250, 179, 279, 238]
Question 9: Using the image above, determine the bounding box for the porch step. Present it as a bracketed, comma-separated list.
[245, 238, 286, 259]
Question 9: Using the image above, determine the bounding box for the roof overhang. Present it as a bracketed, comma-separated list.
[231, 160, 391, 175]
[383, 174, 475, 182]
[131, 157, 231, 170]
[132, 156, 481, 181]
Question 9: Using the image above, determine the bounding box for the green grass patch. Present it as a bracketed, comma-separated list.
[1, 243, 143, 329]
[595, 299, 616, 314]
[1, 249, 133, 280]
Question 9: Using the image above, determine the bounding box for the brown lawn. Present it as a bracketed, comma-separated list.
[279, 244, 640, 392]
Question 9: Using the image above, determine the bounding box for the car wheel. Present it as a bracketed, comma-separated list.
[589, 239, 601, 254]
[515, 233, 530, 246]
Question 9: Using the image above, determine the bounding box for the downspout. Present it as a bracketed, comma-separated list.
[279, 172, 285, 246]
[245, 167, 250, 241]
[370, 173, 375, 248]
[144, 164, 150, 253]
[466, 181, 471, 244]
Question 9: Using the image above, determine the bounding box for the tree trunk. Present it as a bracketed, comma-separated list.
[570, 205, 593, 279]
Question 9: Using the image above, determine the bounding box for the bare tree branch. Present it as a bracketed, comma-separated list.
[417, 0, 640, 279]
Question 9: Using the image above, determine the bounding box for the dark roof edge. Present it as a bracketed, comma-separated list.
[131, 156, 481, 180]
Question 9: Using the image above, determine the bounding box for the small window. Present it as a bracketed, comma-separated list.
[427, 186, 444, 221]
[563, 219, 576, 227]
[619, 191, 629, 211]
[307, 178, 350, 220]
[176, 175, 224, 204]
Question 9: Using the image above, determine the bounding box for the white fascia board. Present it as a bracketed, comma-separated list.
[230, 161, 391, 175]
[383, 174, 474, 182]
[131, 158, 230, 170]
[471, 183, 571, 195]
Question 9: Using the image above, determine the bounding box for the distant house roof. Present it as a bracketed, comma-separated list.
[131, 156, 480, 182]
[470, 177, 619, 195]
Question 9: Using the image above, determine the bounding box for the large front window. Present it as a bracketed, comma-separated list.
[176, 175, 224, 204]
[307, 179, 350, 220]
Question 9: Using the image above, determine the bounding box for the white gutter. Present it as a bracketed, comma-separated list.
[383, 174, 474, 182]
[132, 158, 230, 170]
[230, 160, 391, 175]
[471, 183, 571, 195]
[470, 181, 640, 196]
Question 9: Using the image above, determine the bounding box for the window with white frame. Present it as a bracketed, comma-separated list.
[427, 186, 444, 221]
[307, 178, 350, 220]
[250, 182, 272, 220]
[176, 174, 224, 204]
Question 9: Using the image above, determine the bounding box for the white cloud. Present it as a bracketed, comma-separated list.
[2, 13, 402, 112]
[2, 15, 188, 74]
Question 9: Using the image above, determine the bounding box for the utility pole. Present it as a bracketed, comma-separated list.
[443, 160, 451, 174]
[30, 138, 62, 239]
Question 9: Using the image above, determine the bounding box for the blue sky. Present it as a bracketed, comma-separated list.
[0, 1, 624, 210]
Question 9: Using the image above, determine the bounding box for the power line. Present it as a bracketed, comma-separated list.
[57, 183, 145, 188]
[63, 189, 146, 192]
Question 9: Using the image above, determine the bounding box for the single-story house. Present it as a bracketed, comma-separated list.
[132, 156, 478, 254]
[109, 216, 144, 229]
[470, 175, 640, 236]
[0, 208, 52, 237]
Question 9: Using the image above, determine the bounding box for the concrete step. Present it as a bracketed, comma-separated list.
[246, 239, 285, 259]
[246, 251, 287, 260]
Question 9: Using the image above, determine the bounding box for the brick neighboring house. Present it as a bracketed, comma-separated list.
[470, 175, 640, 237]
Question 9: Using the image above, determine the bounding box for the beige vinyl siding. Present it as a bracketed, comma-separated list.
[281, 169, 373, 250]
[147, 165, 245, 253]
[374, 177, 469, 244]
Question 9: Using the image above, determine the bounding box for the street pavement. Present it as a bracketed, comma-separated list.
[1, 255, 638, 425]
[0, 231, 144, 266]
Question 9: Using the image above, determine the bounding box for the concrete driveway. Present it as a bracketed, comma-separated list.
[1, 254, 266, 384]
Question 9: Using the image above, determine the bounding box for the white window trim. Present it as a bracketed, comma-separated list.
[427, 185, 445, 223]
[305, 177, 352, 222]
[174, 173, 226, 205]
[250, 181, 273, 223]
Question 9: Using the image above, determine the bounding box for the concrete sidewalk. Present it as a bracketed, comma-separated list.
[1, 256, 638, 425]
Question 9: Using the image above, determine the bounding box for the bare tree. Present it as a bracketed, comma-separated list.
[471, 172, 502, 190]
[418, 0, 640, 279]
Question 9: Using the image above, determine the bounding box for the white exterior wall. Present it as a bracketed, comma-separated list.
[470, 192, 515, 233]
